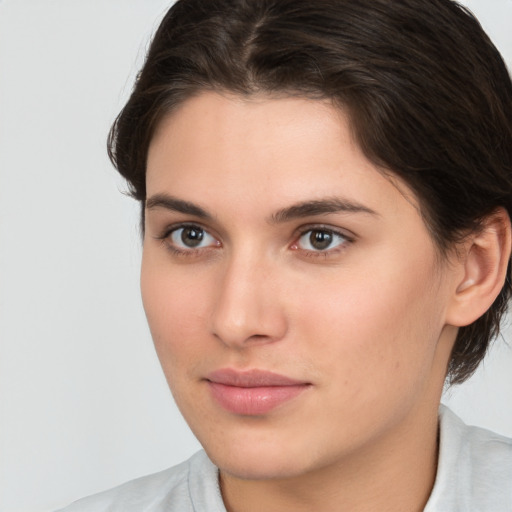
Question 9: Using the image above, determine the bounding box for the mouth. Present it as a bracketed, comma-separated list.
[205, 368, 311, 416]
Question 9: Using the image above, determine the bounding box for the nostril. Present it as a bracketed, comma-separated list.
[210, 313, 288, 349]
[209, 262, 288, 347]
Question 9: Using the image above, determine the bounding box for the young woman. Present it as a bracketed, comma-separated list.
[59, 0, 512, 510]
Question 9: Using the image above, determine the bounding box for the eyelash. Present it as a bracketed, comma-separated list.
[154, 223, 353, 259]
[155, 223, 220, 257]
[291, 224, 353, 259]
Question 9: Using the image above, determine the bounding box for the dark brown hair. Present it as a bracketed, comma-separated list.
[108, 0, 512, 384]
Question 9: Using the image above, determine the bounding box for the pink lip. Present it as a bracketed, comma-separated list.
[206, 369, 311, 416]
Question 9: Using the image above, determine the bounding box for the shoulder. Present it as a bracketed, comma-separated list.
[56, 450, 224, 512]
[439, 405, 512, 479]
[426, 405, 512, 511]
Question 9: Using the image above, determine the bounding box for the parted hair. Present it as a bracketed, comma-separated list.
[108, 0, 512, 384]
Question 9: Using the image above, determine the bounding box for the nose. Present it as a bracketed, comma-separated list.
[210, 253, 288, 349]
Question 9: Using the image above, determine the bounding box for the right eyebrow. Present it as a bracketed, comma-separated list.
[269, 197, 378, 224]
[145, 194, 212, 219]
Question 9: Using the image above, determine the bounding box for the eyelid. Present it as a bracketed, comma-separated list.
[290, 224, 354, 254]
[153, 221, 353, 257]
[155, 222, 222, 253]
[292, 223, 355, 242]
[155, 221, 215, 240]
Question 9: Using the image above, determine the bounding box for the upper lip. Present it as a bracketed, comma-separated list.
[206, 369, 309, 387]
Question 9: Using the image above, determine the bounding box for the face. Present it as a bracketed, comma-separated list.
[142, 92, 458, 481]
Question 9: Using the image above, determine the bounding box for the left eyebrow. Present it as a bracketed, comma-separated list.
[145, 194, 212, 219]
[269, 197, 379, 224]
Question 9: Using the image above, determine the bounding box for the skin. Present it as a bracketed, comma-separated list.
[141, 91, 500, 511]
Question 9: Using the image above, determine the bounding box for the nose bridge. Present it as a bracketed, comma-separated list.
[210, 247, 287, 347]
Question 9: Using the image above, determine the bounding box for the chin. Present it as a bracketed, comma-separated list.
[199, 427, 324, 481]
[209, 449, 311, 481]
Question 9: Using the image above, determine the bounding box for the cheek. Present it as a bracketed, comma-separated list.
[140, 254, 213, 370]
[293, 253, 446, 399]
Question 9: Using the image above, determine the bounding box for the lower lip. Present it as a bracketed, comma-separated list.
[208, 382, 309, 415]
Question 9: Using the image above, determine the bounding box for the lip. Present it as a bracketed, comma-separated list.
[206, 369, 311, 416]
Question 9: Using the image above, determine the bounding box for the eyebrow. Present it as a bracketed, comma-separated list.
[145, 193, 378, 223]
[145, 194, 212, 219]
[270, 197, 378, 224]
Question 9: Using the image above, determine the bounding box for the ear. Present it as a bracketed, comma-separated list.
[446, 208, 511, 327]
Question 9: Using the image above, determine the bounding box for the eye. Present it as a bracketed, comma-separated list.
[294, 228, 348, 252]
[168, 225, 219, 250]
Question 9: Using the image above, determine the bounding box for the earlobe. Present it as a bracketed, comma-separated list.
[446, 208, 511, 327]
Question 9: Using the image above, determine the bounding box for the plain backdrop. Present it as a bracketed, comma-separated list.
[0, 1, 511, 511]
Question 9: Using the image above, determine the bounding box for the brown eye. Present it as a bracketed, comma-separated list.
[180, 226, 204, 247]
[309, 230, 333, 250]
[297, 228, 347, 252]
[169, 225, 217, 249]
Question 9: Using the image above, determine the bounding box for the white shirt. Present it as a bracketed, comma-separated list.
[57, 406, 512, 511]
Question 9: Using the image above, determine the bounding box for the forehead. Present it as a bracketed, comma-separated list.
[146, 91, 420, 223]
